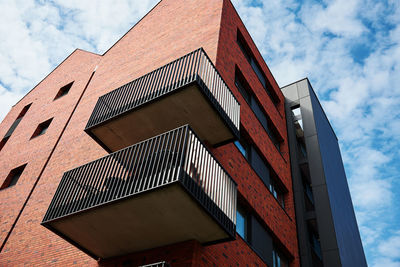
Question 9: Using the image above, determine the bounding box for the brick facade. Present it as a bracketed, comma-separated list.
[0, 0, 299, 266]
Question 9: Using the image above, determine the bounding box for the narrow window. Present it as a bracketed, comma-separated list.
[234, 139, 250, 160]
[1, 164, 27, 189]
[235, 68, 282, 152]
[308, 221, 322, 260]
[236, 205, 249, 241]
[54, 82, 73, 100]
[17, 103, 32, 119]
[0, 136, 9, 152]
[3, 103, 32, 140]
[273, 248, 289, 267]
[269, 179, 285, 208]
[31, 118, 53, 139]
[236, 30, 280, 105]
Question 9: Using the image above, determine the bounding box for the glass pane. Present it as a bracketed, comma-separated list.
[234, 140, 248, 159]
[236, 208, 247, 240]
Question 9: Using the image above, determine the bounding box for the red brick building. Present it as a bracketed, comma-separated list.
[0, 0, 299, 266]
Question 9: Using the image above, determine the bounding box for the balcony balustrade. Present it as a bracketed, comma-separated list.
[42, 125, 237, 260]
[85, 48, 240, 152]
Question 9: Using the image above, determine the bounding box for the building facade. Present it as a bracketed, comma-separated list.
[282, 79, 367, 267]
[0, 0, 364, 266]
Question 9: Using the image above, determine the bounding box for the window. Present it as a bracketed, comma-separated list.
[2, 103, 32, 141]
[235, 134, 286, 207]
[54, 82, 73, 100]
[237, 203, 287, 266]
[235, 68, 282, 152]
[17, 103, 31, 119]
[234, 139, 250, 160]
[31, 118, 53, 139]
[1, 164, 27, 189]
[236, 30, 279, 105]
[236, 205, 248, 240]
[273, 248, 289, 267]
[269, 179, 285, 208]
[0, 136, 9, 152]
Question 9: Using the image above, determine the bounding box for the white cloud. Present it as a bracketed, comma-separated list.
[0, 0, 158, 122]
[0, 0, 399, 266]
[232, 0, 400, 265]
[378, 231, 400, 259]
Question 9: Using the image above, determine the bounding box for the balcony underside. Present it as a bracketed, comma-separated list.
[44, 182, 230, 259]
[87, 83, 235, 152]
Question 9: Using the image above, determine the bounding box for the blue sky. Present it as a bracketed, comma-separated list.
[0, 0, 399, 265]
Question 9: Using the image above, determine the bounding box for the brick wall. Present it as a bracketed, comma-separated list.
[0, 0, 299, 266]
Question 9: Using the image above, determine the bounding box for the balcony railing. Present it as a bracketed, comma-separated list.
[139, 262, 170, 267]
[85, 48, 240, 152]
[42, 125, 237, 259]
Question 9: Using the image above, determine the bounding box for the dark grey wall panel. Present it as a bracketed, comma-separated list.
[309, 87, 367, 267]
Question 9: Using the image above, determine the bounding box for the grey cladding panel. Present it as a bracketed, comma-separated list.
[281, 83, 299, 103]
[297, 79, 310, 98]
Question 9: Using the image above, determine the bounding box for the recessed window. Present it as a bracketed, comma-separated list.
[234, 139, 250, 160]
[236, 205, 248, 240]
[0, 136, 9, 152]
[273, 248, 289, 267]
[235, 133, 286, 207]
[16, 103, 32, 119]
[235, 68, 282, 152]
[269, 179, 285, 208]
[2, 103, 32, 141]
[31, 118, 53, 139]
[54, 82, 73, 100]
[236, 29, 279, 105]
[1, 164, 27, 189]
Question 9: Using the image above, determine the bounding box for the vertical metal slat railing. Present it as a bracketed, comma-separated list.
[85, 48, 240, 137]
[43, 125, 236, 234]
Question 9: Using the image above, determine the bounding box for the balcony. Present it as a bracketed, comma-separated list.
[85, 48, 240, 152]
[42, 125, 237, 260]
[139, 262, 170, 267]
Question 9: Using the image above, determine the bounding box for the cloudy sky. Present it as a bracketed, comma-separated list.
[0, 0, 399, 265]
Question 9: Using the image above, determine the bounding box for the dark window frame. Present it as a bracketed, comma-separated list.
[2, 103, 32, 141]
[235, 67, 283, 152]
[31, 118, 53, 139]
[54, 82, 73, 100]
[234, 131, 287, 208]
[236, 29, 280, 105]
[1, 164, 27, 189]
[0, 136, 10, 152]
[236, 201, 291, 266]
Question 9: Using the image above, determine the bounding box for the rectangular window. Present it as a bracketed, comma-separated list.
[0, 136, 9, 152]
[273, 248, 289, 267]
[1, 164, 27, 189]
[2, 103, 32, 140]
[235, 133, 286, 207]
[235, 68, 282, 152]
[31, 118, 53, 139]
[236, 30, 280, 105]
[251, 215, 274, 266]
[17, 103, 32, 119]
[54, 82, 73, 100]
[236, 203, 290, 266]
[234, 139, 250, 160]
[309, 227, 322, 260]
[236, 205, 248, 241]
